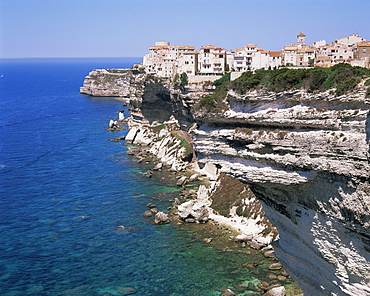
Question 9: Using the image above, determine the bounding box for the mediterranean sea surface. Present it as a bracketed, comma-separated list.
[0, 58, 299, 296]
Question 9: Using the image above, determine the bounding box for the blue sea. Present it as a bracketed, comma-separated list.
[0, 58, 298, 296]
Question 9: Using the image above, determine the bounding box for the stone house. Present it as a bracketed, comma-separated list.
[352, 42, 370, 68]
[353, 42, 370, 59]
[297, 48, 315, 67]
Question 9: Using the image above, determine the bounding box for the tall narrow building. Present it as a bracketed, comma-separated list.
[297, 31, 306, 45]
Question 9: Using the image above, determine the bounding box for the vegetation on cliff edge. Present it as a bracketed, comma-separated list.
[229, 63, 370, 95]
[193, 73, 231, 114]
[194, 64, 370, 114]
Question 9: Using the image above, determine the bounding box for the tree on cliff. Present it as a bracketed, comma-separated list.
[180, 72, 188, 86]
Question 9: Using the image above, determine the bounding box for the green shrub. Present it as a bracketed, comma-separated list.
[213, 72, 231, 87]
[180, 72, 188, 86]
[197, 89, 228, 113]
[335, 77, 360, 96]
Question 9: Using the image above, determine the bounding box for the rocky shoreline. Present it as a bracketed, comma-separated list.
[109, 111, 303, 296]
[83, 67, 370, 296]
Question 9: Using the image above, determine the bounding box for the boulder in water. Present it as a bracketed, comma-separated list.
[118, 112, 125, 122]
[263, 286, 286, 296]
[154, 212, 170, 224]
[176, 176, 187, 186]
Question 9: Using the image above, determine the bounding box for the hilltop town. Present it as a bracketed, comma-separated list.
[141, 32, 370, 82]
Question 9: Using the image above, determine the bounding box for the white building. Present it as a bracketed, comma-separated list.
[252, 49, 270, 70]
[198, 45, 227, 75]
[177, 51, 198, 75]
[232, 44, 258, 72]
[335, 34, 366, 46]
[269, 51, 283, 68]
[283, 46, 298, 66]
[143, 41, 195, 77]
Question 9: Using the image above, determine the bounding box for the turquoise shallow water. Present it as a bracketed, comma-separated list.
[0, 59, 298, 296]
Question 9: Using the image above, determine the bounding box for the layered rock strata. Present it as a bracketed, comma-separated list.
[193, 89, 370, 296]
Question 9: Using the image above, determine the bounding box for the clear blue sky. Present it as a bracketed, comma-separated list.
[1, 0, 369, 59]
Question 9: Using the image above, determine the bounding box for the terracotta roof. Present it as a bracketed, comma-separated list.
[269, 51, 281, 57]
[245, 44, 257, 48]
[358, 43, 370, 47]
[297, 31, 306, 36]
[201, 45, 223, 50]
[183, 51, 199, 54]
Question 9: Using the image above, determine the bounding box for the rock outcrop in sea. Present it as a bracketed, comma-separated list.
[81, 68, 370, 296]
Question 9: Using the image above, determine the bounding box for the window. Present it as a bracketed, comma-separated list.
[204, 49, 210, 53]
[363, 48, 367, 53]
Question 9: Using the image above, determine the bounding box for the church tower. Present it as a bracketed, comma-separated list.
[297, 31, 306, 45]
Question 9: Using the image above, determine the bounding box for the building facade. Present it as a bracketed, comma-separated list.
[142, 34, 369, 79]
[198, 45, 227, 75]
[143, 41, 195, 77]
[232, 44, 258, 72]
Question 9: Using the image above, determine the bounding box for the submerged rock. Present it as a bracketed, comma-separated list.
[269, 262, 283, 270]
[143, 210, 153, 217]
[116, 286, 137, 295]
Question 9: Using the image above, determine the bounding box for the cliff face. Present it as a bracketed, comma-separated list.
[194, 89, 370, 295]
[81, 70, 370, 295]
[80, 69, 213, 124]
